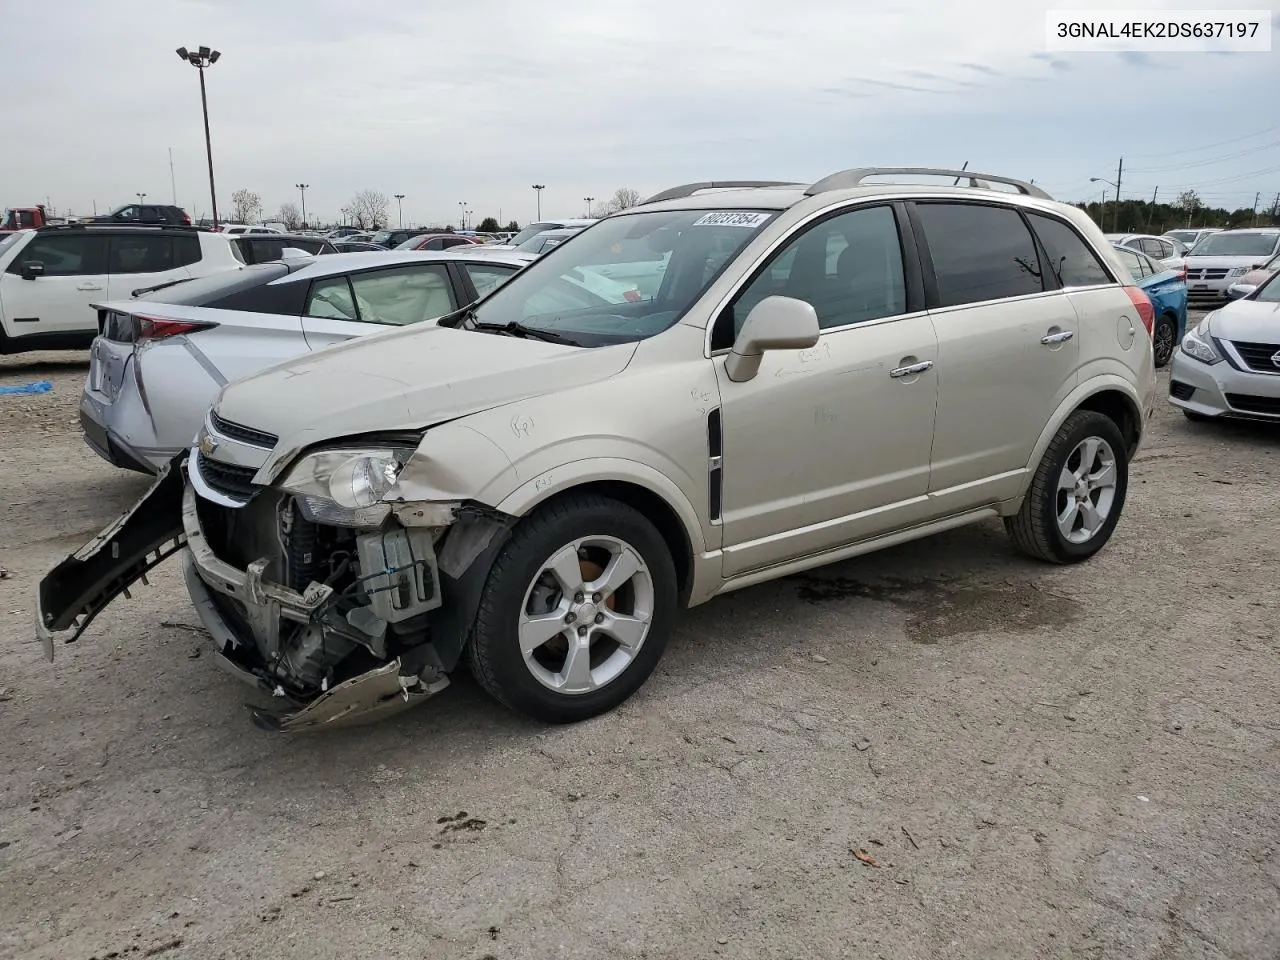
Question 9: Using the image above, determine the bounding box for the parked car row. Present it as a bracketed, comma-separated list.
[38, 166, 1160, 733]
[1165, 227, 1280, 306]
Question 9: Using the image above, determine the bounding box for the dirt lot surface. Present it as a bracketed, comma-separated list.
[2, 325, 1279, 960]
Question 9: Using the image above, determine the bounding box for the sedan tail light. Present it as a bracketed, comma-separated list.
[134, 316, 218, 342]
[1124, 286, 1155, 337]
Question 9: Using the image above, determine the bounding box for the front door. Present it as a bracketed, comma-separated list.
[711, 203, 940, 578]
[1, 233, 108, 337]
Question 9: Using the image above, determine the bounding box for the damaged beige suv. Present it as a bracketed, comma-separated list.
[38, 168, 1158, 731]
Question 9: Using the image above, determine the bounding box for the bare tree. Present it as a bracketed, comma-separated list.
[602, 187, 641, 215]
[230, 188, 262, 224]
[1176, 189, 1202, 227]
[349, 190, 390, 230]
[277, 202, 301, 231]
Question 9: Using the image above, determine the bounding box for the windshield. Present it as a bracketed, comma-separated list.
[1164, 230, 1197, 244]
[1189, 233, 1280, 257]
[371, 230, 393, 245]
[466, 208, 778, 346]
[509, 222, 561, 245]
[1256, 269, 1280, 302]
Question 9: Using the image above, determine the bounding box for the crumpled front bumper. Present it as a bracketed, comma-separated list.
[180, 483, 450, 731]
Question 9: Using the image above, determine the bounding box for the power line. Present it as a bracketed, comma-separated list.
[1124, 123, 1280, 160]
[1127, 139, 1280, 174]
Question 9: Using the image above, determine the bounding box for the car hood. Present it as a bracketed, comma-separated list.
[213, 323, 638, 459]
[1205, 298, 1280, 343]
[1186, 254, 1276, 268]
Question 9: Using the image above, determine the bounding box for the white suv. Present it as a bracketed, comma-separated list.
[39, 167, 1157, 730]
[0, 225, 242, 354]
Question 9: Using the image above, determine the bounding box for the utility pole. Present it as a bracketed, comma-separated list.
[1251, 191, 1261, 226]
[169, 148, 177, 205]
[1112, 157, 1123, 232]
[1145, 186, 1158, 233]
[532, 184, 545, 221]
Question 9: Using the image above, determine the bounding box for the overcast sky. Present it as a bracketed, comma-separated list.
[3, 0, 1277, 226]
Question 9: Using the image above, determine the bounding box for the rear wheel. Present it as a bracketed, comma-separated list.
[1153, 314, 1178, 367]
[468, 493, 677, 723]
[1005, 411, 1128, 564]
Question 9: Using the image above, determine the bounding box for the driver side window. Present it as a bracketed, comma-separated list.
[713, 205, 907, 350]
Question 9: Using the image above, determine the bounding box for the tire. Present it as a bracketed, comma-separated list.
[1183, 410, 1212, 423]
[1153, 314, 1178, 368]
[1005, 410, 1129, 564]
[468, 493, 678, 723]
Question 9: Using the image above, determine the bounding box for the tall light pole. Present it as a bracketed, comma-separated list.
[176, 46, 221, 228]
[394, 193, 405, 227]
[136, 192, 147, 207]
[458, 201, 467, 230]
[584, 196, 594, 218]
[1090, 176, 1118, 232]
[532, 184, 545, 221]
[295, 183, 309, 228]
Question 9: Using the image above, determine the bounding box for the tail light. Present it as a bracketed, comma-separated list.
[1124, 286, 1155, 337]
[623, 288, 642, 302]
[1176, 266, 1186, 281]
[134, 316, 217, 341]
[182, 214, 192, 225]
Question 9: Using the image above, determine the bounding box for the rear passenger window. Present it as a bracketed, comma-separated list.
[915, 203, 1043, 306]
[173, 234, 202, 268]
[108, 236, 175, 274]
[1026, 213, 1112, 288]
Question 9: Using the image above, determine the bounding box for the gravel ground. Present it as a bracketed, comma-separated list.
[2, 322, 1279, 960]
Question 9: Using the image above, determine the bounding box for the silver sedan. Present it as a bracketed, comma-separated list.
[1169, 272, 1280, 422]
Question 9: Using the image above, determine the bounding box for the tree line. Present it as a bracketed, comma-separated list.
[1078, 188, 1280, 234]
[226, 185, 645, 231]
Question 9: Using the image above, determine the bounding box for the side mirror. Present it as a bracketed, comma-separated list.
[724, 295, 820, 382]
[20, 261, 45, 281]
[1226, 283, 1256, 300]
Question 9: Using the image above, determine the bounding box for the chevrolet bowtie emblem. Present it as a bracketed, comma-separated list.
[198, 431, 219, 457]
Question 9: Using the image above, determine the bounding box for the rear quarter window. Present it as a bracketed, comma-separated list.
[1026, 213, 1113, 287]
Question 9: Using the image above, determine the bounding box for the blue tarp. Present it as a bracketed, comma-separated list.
[0, 380, 53, 395]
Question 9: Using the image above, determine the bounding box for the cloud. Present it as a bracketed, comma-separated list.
[0, 0, 1273, 221]
[1118, 50, 1174, 70]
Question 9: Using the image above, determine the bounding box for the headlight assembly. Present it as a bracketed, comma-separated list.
[1181, 324, 1222, 365]
[279, 448, 414, 526]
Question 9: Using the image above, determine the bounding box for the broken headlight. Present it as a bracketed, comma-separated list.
[279, 448, 413, 526]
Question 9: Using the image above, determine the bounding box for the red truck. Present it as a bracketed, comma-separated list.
[0, 205, 65, 232]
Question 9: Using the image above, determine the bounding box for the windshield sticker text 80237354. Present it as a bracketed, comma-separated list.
[691, 212, 771, 228]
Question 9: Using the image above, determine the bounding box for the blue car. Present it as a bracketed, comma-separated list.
[1111, 244, 1188, 368]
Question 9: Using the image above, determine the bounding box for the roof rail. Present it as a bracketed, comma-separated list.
[805, 167, 1053, 200]
[639, 181, 805, 205]
[37, 222, 206, 233]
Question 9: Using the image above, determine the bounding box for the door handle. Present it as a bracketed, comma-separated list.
[76, 283, 103, 291]
[1040, 330, 1074, 345]
[889, 360, 934, 379]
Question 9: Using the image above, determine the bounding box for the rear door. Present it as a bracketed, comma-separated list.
[105, 233, 200, 299]
[910, 201, 1081, 508]
[0, 232, 109, 335]
[299, 262, 459, 350]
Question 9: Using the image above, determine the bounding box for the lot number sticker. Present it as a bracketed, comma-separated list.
[692, 212, 771, 228]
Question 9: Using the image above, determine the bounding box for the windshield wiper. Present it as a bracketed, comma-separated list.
[470, 319, 581, 345]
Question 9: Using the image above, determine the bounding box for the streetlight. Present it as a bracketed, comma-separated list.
[584, 196, 594, 218]
[1090, 173, 1121, 232]
[136, 192, 147, 207]
[295, 183, 309, 229]
[458, 201, 468, 230]
[394, 194, 405, 227]
[532, 184, 545, 220]
[175, 45, 222, 229]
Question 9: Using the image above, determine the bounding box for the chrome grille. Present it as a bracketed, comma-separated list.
[1186, 268, 1229, 281]
[1229, 341, 1280, 374]
[209, 411, 278, 449]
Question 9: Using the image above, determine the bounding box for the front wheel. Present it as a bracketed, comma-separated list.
[468, 493, 678, 723]
[1153, 314, 1178, 367]
[1005, 411, 1129, 564]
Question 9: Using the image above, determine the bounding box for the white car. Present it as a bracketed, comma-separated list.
[1104, 233, 1187, 273]
[219, 224, 285, 235]
[1169, 269, 1280, 422]
[0, 225, 243, 354]
[79, 250, 532, 473]
[1183, 229, 1280, 306]
[1162, 227, 1221, 250]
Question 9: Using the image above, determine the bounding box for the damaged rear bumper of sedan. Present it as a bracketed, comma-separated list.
[36, 454, 516, 731]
